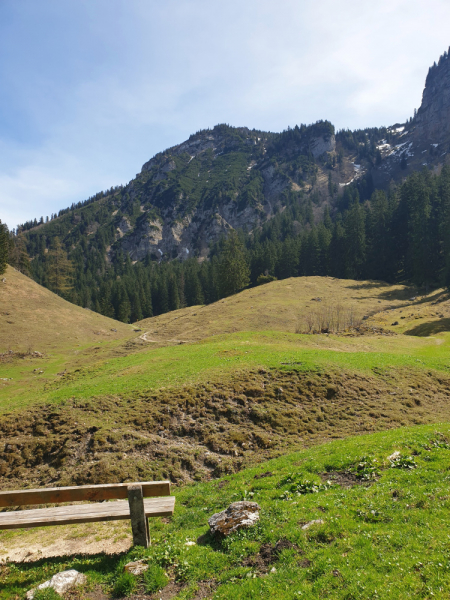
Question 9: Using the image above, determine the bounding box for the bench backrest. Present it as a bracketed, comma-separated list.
[0, 481, 171, 507]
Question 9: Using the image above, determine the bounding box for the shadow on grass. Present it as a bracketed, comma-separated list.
[349, 284, 448, 307]
[405, 319, 450, 337]
[2, 551, 126, 596]
[196, 530, 222, 552]
[345, 281, 403, 291]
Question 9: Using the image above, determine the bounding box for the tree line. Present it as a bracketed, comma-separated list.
[6, 164, 450, 323]
[0, 220, 30, 277]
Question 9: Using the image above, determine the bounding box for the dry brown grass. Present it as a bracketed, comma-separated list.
[1, 365, 449, 492]
[136, 277, 419, 345]
[0, 266, 133, 353]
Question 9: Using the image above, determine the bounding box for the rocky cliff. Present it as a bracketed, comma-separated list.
[107, 122, 340, 262]
[414, 50, 450, 145]
[21, 48, 450, 269]
[372, 48, 450, 186]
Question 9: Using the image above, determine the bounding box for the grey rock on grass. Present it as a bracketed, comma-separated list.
[208, 501, 260, 536]
[26, 570, 87, 599]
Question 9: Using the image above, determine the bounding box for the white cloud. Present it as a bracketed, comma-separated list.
[1, 0, 450, 227]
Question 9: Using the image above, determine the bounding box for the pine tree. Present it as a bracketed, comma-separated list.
[47, 237, 74, 295]
[0, 221, 8, 276]
[276, 237, 299, 279]
[8, 234, 30, 274]
[184, 261, 204, 306]
[344, 197, 366, 279]
[440, 166, 450, 287]
[218, 231, 250, 297]
[168, 275, 180, 311]
[402, 170, 437, 289]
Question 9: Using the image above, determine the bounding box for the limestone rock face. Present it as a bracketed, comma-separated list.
[414, 54, 450, 145]
[26, 570, 87, 599]
[310, 135, 336, 158]
[208, 501, 261, 536]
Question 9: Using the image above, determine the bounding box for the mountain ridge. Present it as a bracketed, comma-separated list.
[7, 47, 450, 323]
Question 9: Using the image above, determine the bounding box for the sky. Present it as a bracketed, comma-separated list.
[1, 0, 450, 230]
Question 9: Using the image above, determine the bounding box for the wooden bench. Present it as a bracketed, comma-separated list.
[0, 481, 175, 548]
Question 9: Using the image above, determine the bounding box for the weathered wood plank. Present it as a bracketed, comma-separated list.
[0, 497, 175, 530]
[128, 485, 150, 548]
[0, 481, 171, 507]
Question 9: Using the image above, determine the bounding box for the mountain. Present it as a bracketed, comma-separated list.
[10, 47, 450, 321]
[372, 48, 450, 186]
[19, 120, 346, 262]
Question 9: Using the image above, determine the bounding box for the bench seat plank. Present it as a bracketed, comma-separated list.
[0, 497, 175, 530]
[0, 481, 171, 507]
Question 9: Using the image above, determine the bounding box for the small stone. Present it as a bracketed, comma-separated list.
[270, 567, 277, 573]
[301, 519, 324, 530]
[208, 501, 261, 537]
[387, 451, 401, 461]
[124, 559, 149, 575]
[27, 570, 87, 599]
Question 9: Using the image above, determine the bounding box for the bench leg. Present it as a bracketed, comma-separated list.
[127, 485, 150, 548]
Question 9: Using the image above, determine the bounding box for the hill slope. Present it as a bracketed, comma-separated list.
[2, 275, 450, 493]
[2, 424, 450, 599]
[0, 266, 132, 353]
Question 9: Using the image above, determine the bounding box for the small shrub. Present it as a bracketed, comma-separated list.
[428, 433, 450, 449]
[144, 564, 168, 593]
[389, 455, 417, 469]
[33, 589, 62, 600]
[351, 457, 380, 480]
[112, 572, 137, 598]
[278, 474, 332, 498]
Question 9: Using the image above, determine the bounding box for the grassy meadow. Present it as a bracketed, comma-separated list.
[2, 271, 450, 597]
[2, 424, 450, 599]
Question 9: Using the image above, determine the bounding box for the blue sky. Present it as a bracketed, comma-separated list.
[1, 0, 450, 229]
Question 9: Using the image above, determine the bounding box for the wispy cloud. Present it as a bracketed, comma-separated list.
[1, 0, 450, 228]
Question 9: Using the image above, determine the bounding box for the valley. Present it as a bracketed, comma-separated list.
[2, 45, 450, 600]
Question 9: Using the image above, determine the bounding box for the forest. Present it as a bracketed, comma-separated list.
[2, 163, 450, 323]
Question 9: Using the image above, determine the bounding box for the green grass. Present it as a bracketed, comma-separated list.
[3, 329, 450, 412]
[2, 424, 450, 599]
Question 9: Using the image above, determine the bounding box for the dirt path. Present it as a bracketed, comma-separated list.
[0, 523, 132, 563]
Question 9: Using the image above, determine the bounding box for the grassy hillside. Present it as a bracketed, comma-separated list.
[2, 424, 450, 599]
[2, 275, 450, 491]
[135, 276, 450, 343]
[0, 266, 133, 353]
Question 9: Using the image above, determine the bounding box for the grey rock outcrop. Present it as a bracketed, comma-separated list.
[208, 501, 260, 536]
[414, 53, 450, 145]
[310, 135, 336, 158]
[26, 570, 87, 599]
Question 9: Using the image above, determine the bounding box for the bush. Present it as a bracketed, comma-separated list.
[33, 588, 62, 600]
[351, 457, 380, 480]
[389, 454, 417, 470]
[256, 274, 277, 286]
[144, 564, 168, 593]
[112, 572, 137, 597]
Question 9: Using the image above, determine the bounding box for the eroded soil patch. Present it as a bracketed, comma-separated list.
[1, 367, 450, 490]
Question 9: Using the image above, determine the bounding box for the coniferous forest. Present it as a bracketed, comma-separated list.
[3, 163, 450, 323]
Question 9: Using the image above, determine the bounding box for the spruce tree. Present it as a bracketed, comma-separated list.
[344, 197, 366, 279]
[8, 234, 30, 274]
[168, 275, 180, 311]
[47, 237, 74, 296]
[218, 230, 250, 297]
[0, 221, 8, 276]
